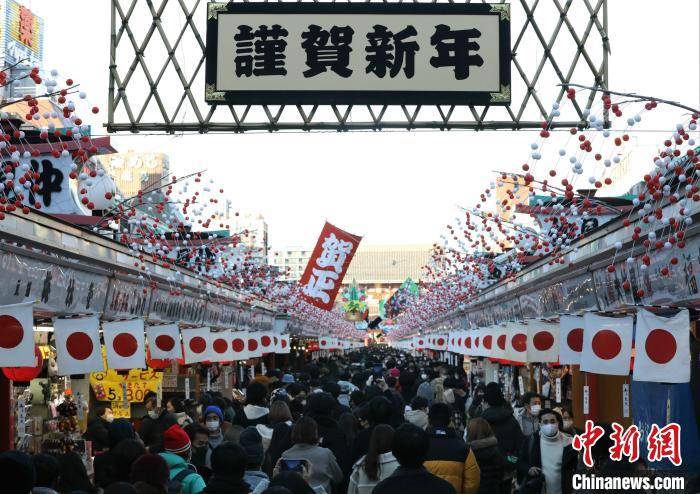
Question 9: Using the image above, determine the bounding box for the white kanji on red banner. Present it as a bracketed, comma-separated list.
[633, 309, 690, 383]
[559, 315, 584, 364]
[146, 324, 182, 360]
[182, 327, 214, 364]
[54, 315, 104, 375]
[103, 319, 146, 370]
[0, 302, 35, 367]
[527, 321, 559, 363]
[581, 313, 633, 376]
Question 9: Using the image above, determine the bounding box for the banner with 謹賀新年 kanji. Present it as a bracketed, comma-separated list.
[299, 222, 362, 311]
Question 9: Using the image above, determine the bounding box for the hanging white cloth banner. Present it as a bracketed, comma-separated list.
[259, 331, 276, 354]
[319, 336, 336, 350]
[182, 327, 214, 364]
[470, 328, 484, 357]
[580, 313, 633, 376]
[230, 330, 250, 361]
[413, 336, 426, 350]
[433, 334, 448, 351]
[527, 321, 560, 363]
[491, 325, 508, 360]
[633, 309, 691, 383]
[278, 333, 291, 354]
[210, 330, 234, 363]
[54, 315, 104, 375]
[504, 322, 528, 363]
[559, 315, 584, 364]
[0, 302, 36, 367]
[247, 332, 263, 358]
[103, 319, 146, 370]
[481, 326, 494, 358]
[146, 324, 182, 360]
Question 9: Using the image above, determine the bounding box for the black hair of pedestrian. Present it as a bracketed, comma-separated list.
[428, 403, 451, 429]
[211, 442, 248, 478]
[338, 412, 359, 447]
[291, 416, 319, 445]
[269, 471, 315, 494]
[391, 423, 430, 469]
[262, 486, 293, 494]
[247, 381, 268, 406]
[322, 381, 341, 399]
[32, 453, 60, 489]
[108, 417, 136, 449]
[410, 396, 428, 411]
[367, 396, 393, 425]
[111, 438, 147, 483]
[306, 392, 335, 417]
[484, 382, 505, 407]
[57, 451, 96, 494]
[398, 371, 416, 390]
[385, 376, 397, 388]
[213, 396, 228, 411]
[539, 408, 563, 429]
[104, 481, 138, 494]
[0, 450, 35, 494]
[167, 396, 186, 413]
[184, 422, 209, 440]
[364, 424, 395, 481]
[349, 390, 365, 408]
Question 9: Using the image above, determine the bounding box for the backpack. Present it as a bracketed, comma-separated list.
[167, 467, 196, 494]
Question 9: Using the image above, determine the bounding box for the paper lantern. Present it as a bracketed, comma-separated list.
[3, 345, 43, 382]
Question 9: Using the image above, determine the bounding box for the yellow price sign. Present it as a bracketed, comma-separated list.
[111, 401, 131, 419]
[90, 367, 163, 403]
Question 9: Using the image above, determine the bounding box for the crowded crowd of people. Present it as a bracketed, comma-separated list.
[0, 348, 693, 494]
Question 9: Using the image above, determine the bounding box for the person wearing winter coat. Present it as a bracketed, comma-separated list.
[159, 424, 207, 494]
[480, 383, 524, 460]
[83, 406, 112, 453]
[304, 392, 351, 475]
[239, 427, 269, 492]
[236, 382, 270, 427]
[465, 418, 510, 494]
[423, 403, 480, 494]
[404, 396, 429, 430]
[373, 423, 456, 494]
[516, 409, 577, 494]
[348, 425, 400, 494]
[204, 442, 251, 494]
[280, 416, 343, 494]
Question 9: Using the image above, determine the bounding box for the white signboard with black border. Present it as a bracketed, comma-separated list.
[205, 3, 510, 105]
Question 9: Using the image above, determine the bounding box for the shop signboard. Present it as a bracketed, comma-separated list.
[103, 277, 151, 319]
[205, 2, 510, 105]
[148, 286, 207, 324]
[90, 367, 163, 403]
[0, 250, 109, 315]
[4, 0, 44, 67]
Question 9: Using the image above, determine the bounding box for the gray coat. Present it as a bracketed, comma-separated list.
[281, 443, 343, 493]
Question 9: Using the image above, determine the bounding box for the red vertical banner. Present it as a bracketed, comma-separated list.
[299, 222, 362, 311]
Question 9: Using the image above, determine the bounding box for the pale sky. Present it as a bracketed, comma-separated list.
[23, 0, 700, 251]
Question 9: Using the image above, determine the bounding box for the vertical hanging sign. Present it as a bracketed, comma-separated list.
[299, 222, 362, 311]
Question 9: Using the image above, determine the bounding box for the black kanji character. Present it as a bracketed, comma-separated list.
[366, 25, 419, 78]
[234, 24, 289, 77]
[27, 159, 63, 207]
[429, 25, 484, 80]
[301, 25, 354, 78]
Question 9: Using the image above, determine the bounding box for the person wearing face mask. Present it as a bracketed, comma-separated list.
[185, 423, 213, 482]
[516, 409, 577, 494]
[559, 407, 580, 436]
[140, 393, 174, 453]
[204, 405, 226, 468]
[442, 378, 468, 437]
[83, 406, 112, 453]
[516, 393, 542, 437]
[159, 424, 207, 494]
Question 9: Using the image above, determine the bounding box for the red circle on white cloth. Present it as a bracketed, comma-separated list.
[533, 331, 554, 351]
[113, 333, 138, 357]
[645, 329, 676, 364]
[189, 336, 207, 354]
[261, 335, 272, 347]
[567, 328, 584, 352]
[591, 329, 621, 360]
[497, 335, 506, 350]
[213, 338, 228, 354]
[232, 338, 245, 352]
[281, 339, 287, 348]
[0, 315, 23, 349]
[66, 332, 94, 360]
[512, 334, 527, 352]
[248, 339, 259, 351]
[155, 334, 175, 351]
[483, 335, 493, 349]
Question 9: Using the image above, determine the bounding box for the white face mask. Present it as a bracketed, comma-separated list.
[444, 388, 455, 404]
[206, 419, 220, 432]
[541, 423, 559, 437]
[530, 404, 541, 416]
[148, 410, 159, 419]
[562, 419, 573, 430]
[421, 374, 428, 380]
[104, 413, 114, 423]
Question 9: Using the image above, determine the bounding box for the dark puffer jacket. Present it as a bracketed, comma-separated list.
[469, 436, 509, 494]
[480, 405, 524, 460]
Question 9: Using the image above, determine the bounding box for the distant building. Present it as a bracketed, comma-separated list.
[96, 151, 169, 199]
[0, 0, 45, 100]
[229, 213, 269, 264]
[269, 247, 312, 281]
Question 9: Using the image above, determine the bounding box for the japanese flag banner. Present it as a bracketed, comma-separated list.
[527, 321, 560, 363]
[247, 332, 263, 358]
[182, 327, 214, 364]
[559, 315, 584, 364]
[54, 316, 104, 375]
[146, 324, 182, 360]
[491, 325, 508, 360]
[433, 334, 448, 351]
[299, 222, 362, 311]
[413, 336, 426, 350]
[633, 309, 691, 383]
[230, 330, 249, 360]
[481, 326, 494, 358]
[504, 322, 528, 363]
[0, 302, 36, 367]
[462, 331, 473, 355]
[103, 319, 146, 370]
[470, 328, 483, 357]
[276, 333, 290, 354]
[210, 330, 234, 363]
[319, 336, 336, 350]
[259, 331, 276, 354]
[580, 313, 633, 376]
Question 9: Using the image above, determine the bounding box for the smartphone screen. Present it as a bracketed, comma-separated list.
[280, 459, 306, 473]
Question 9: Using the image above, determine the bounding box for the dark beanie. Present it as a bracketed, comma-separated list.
[239, 427, 265, 466]
[0, 451, 35, 494]
[484, 382, 504, 406]
[131, 453, 169, 488]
